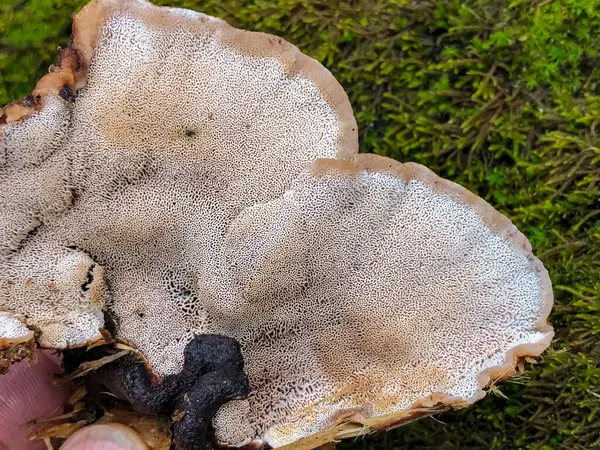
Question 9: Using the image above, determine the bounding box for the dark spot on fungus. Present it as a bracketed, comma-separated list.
[80, 264, 95, 292]
[22, 95, 35, 108]
[84, 334, 248, 450]
[185, 129, 196, 138]
[103, 310, 117, 336]
[59, 84, 74, 100]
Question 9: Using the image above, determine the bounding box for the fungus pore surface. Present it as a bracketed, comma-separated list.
[0, 0, 553, 448]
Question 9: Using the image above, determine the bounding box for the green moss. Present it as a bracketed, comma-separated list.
[1, 0, 599, 448]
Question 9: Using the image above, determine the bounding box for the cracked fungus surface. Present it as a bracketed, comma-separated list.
[0, 0, 552, 447]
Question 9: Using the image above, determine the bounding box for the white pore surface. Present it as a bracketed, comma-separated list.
[0, 1, 551, 446]
[0, 0, 353, 370]
[0, 313, 32, 341]
[212, 161, 552, 446]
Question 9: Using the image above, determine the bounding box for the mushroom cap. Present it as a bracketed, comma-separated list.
[0, 0, 553, 448]
[0, 0, 356, 373]
[211, 154, 553, 447]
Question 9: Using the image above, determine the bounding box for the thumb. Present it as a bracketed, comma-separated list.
[60, 424, 148, 450]
[0, 351, 148, 450]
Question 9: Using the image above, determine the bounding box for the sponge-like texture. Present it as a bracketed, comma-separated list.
[212, 155, 553, 446]
[0, 0, 356, 372]
[0, 0, 552, 447]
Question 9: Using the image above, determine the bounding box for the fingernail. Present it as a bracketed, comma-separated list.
[60, 424, 148, 450]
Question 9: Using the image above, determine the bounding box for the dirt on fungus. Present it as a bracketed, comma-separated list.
[0, 338, 36, 374]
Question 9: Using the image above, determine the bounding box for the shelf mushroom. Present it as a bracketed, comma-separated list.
[0, 0, 553, 449]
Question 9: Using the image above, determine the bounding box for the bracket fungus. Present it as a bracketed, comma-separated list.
[0, 0, 553, 449]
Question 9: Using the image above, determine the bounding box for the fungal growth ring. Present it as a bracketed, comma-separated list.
[0, 0, 553, 449]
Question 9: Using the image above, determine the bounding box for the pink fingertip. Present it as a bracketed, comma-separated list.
[0, 350, 73, 450]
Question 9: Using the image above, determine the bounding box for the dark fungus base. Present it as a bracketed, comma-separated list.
[66, 335, 249, 450]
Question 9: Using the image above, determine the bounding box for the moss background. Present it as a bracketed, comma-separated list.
[1, 0, 599, 448]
